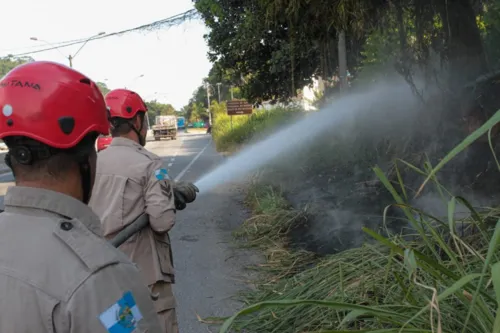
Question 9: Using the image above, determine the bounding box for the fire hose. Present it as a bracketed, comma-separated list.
[0, 190, 187, 247]
[0, 190, 188, 247]
[109, 213, 149, 248]
[109, 203, 178, 302]
[108, 190, 190, 301]
[109, 212, 162, 301]
[109, 190, 187, 247]
[0, 188, 192, 300]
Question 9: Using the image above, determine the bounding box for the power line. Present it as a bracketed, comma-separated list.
[4, 9, 200, 57]
[0, 37, 90, 53]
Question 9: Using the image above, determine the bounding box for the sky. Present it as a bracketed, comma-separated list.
[0, 0, 212, 110]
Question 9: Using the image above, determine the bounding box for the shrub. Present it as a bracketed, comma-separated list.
[211, 101, 303, 152]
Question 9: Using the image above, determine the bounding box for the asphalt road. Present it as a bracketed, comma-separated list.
[0, 132, 260, 332]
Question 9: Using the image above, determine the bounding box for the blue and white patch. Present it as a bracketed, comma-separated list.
[154, 168, 169, 180]
[99, 291, 143, 333]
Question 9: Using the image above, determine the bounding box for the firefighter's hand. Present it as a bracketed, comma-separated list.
[174, 182, 199, 210]
[175, 182, 199, 203]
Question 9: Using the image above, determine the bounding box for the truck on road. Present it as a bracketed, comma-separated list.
[177, 116, 186, 129]
[152, 115, 177, 141]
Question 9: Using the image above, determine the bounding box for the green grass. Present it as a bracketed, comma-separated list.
[211, 102, 302, 152]
[215, 110, 500, 333]
[185, 127, 207, 133]
[233, 184, 318, 280]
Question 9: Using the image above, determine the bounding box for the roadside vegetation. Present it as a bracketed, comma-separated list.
[214, 115, 500, 333]
[181, 0, 500, 332]
[210, 101, 302, 152]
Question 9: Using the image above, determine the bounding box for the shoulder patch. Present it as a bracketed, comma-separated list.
[99, 291, 143, 333]
[160, 181, 173, 200]
[154, 168, 169, 180]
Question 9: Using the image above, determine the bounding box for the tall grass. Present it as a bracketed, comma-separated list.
[211, 101, 302, 152]
[217, 110, 500, 333]
[234, 184, 318, 280]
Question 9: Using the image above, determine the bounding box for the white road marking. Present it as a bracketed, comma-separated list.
[163, 134, 185, 169]
[174, 138, 212, 182]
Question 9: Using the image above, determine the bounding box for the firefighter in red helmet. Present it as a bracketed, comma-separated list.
[0, 61, 163, 332]
[89, 88, 198, 333]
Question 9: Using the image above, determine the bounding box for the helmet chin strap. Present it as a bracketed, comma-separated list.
[130, 125, 146, 146]
[130, 115, 146, 146]
[74, 147, 94, 205]
[79, 159, 92, 204]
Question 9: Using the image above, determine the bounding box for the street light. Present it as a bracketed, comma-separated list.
[124, 74, 145, 89]
[147, 91, 169, 100]
[30, 31, 105, 68]
[29, 37, 67, 59]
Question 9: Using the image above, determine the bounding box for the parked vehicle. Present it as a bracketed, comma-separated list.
[97, 134, 112, 152]
[177, 116, 186, 129]
[152, 115, 177, 141]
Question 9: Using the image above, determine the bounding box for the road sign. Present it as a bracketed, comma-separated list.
[227, 100, 253, 115]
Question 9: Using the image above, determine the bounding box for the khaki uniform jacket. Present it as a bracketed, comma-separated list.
[0, 186, 163, 333]
[89, 138, 176, 310]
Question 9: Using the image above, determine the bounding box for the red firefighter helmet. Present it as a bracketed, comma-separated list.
[105, 89, 147, 119]
[0, 61, 109, 149]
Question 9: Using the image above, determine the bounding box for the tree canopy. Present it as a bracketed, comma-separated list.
[96, 82, 111, 95]
[145, 100, 177, 126]
[76, 80, 177, 126]
[187, 0, 500, 108]
[0, 56, 35, 77]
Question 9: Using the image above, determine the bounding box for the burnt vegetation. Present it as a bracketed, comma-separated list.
[194, 0, 500, 255]
[189, 1, 500, 332]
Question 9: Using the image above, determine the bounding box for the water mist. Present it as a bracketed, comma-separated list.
[194, 82, 417, 193]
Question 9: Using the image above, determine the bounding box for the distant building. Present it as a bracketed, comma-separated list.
[255, 76, 331, 111]
[301, 78, 323, 111]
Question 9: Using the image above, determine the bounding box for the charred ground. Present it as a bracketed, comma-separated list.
[254, 73, 500, 256]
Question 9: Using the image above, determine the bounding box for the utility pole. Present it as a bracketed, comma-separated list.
[216, 82, 222, 103]
[30, 32, 105, 68]
[205, 82, 212, 125]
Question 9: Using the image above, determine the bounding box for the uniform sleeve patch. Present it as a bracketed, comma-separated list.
[160, 181, 173, 200]
[99, 291, 143, 333]
[154, 168, 169, 180]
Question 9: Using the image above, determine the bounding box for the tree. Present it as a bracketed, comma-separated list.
[96, 82, 111, 95]
[193, 0, 379, 103]
[144, 100, 177, 126]
[188, 102, 206, 123]
[194, 0, 492, 104]
[0, 56, 34, 77]
[181, 99, 209, 124]
[146, 100, 176, 116]
[194, 0, 320, 103]
[483, 0, 500, 69]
